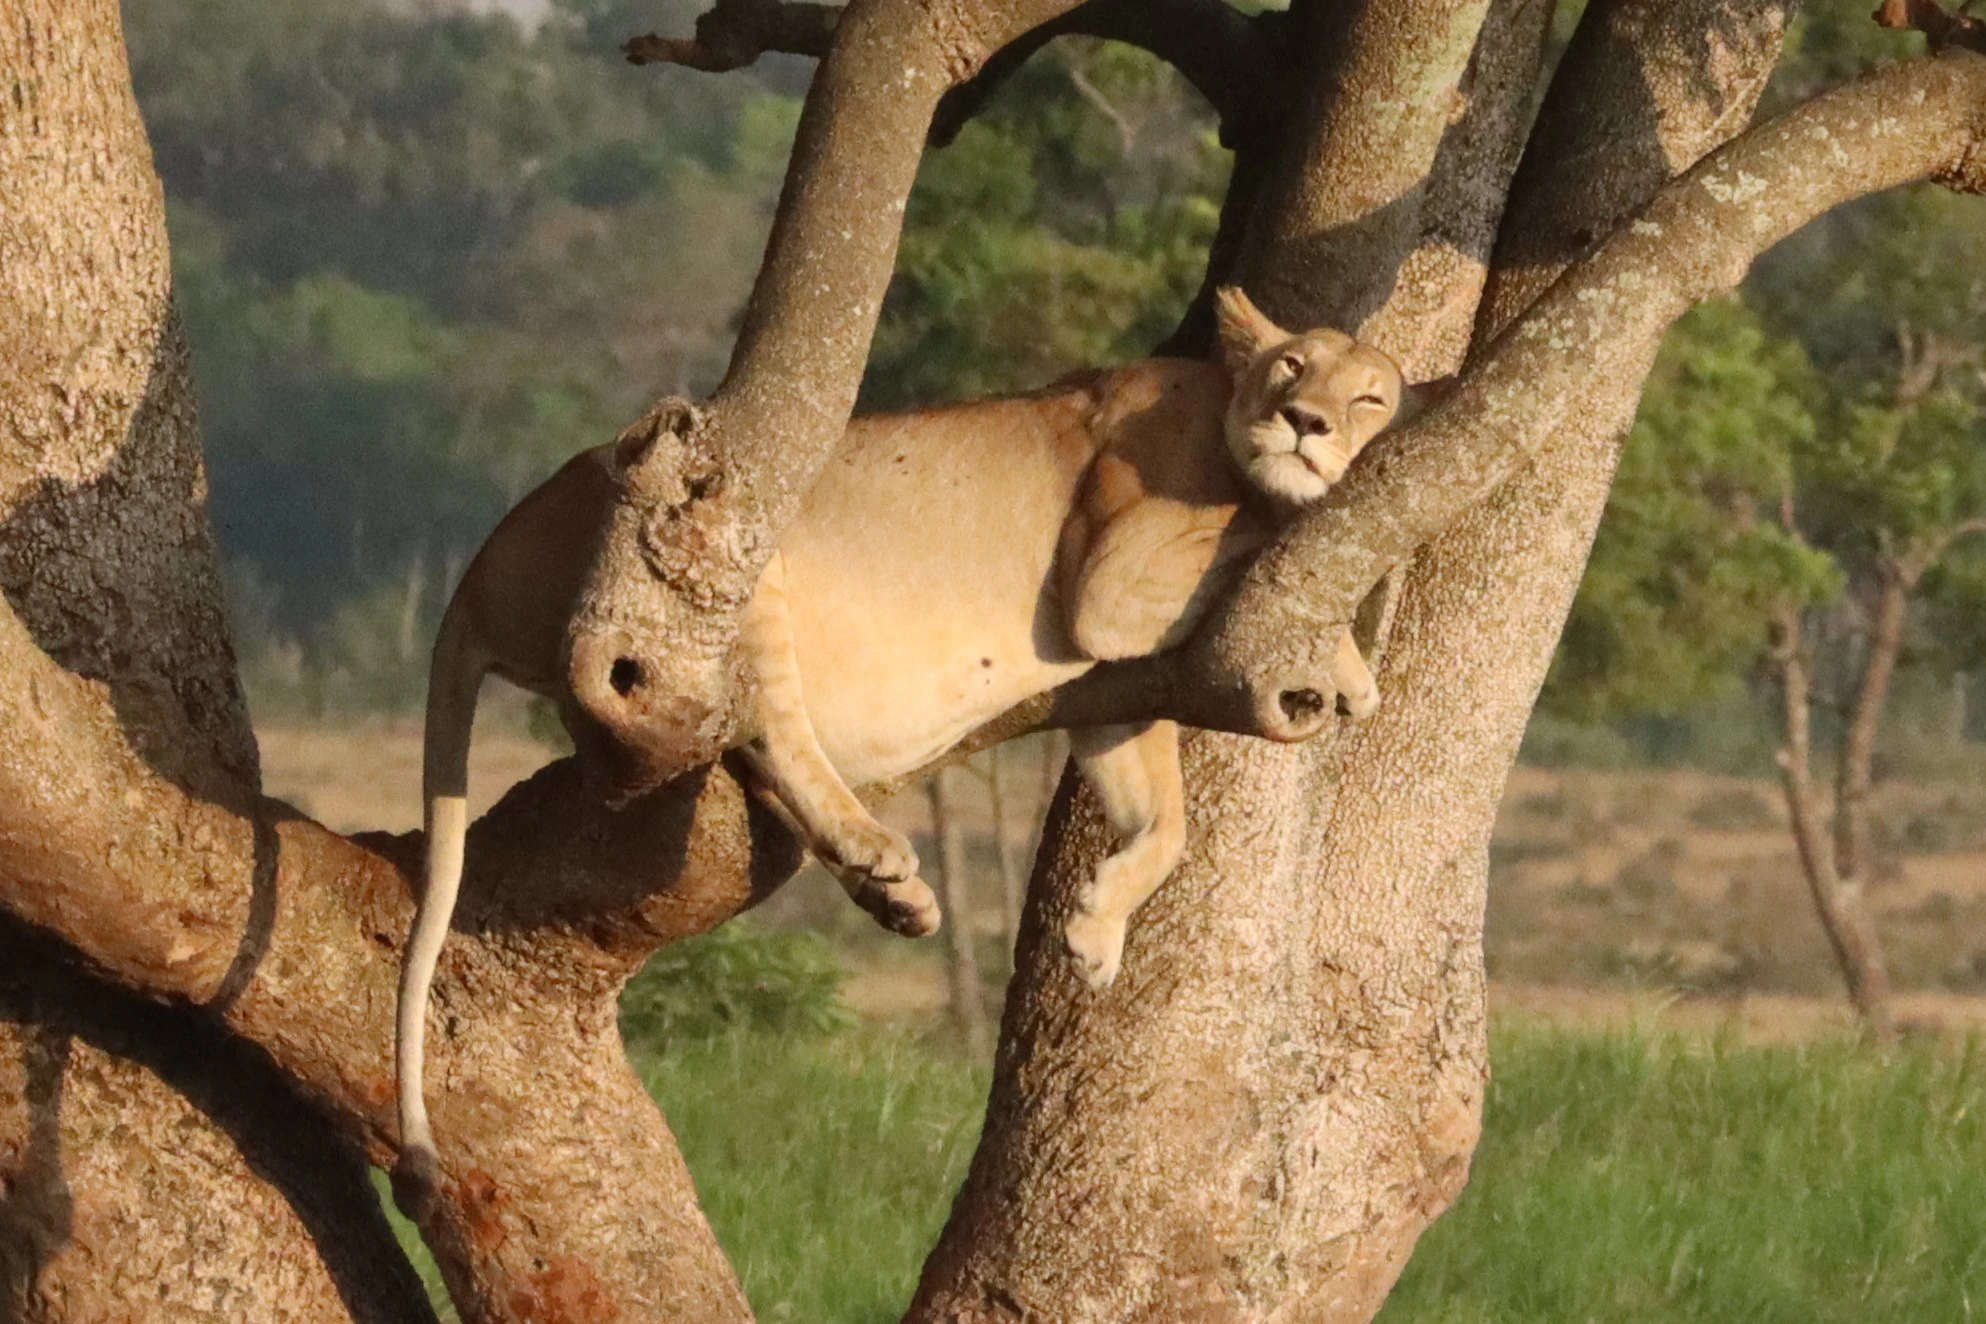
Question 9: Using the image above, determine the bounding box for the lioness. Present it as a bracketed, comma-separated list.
[398, 288, 1402, 1171]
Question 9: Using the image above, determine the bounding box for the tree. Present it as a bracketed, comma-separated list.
[1551, 196, 1986, 1035]
[6, 2, 1986, 1323]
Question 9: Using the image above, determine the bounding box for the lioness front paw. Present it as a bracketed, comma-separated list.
[821, 818, 918, 883]
[844, 872, 943, 938]
[1064, 909, 1127, 990]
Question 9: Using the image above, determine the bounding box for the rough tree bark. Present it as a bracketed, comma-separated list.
[6, 1, 1986, 1322]
[0, 4, 430, 1318]
[2, 2, 799, 1318]
[0, 925, 437, 1324]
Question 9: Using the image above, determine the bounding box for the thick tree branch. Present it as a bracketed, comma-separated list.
[1139, 53, 1986, 741]
[1357, 0, 1558, 378]
[0, 924, 439, 1323]
[1473, 0, 1790, 349]
[0, 595, 792, 1321]
[624, 0, 839, 71]
[626, 0, 1281, 146]
[1238, 0, 1494, 334]
[931, 0, 1283, 147]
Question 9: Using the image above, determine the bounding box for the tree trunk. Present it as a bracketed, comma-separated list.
[985, 747, 1027, 948]
[1771, 608, 1897, 1039]
[911, 4, 1795, 1320]
[928, 768, 992, 1060]
[0, 3, 432, 1314]
[0, 925, 438, 1324]
[1834, 565, 1912, 888]
[0, 4, 781, 1318]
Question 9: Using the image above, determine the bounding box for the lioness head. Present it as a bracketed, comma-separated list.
[1214, 286, 1404, 505]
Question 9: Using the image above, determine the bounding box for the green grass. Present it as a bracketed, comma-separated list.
[1382, 1025, 1986, 1323]
[384, 1021, 1984, 1323]
[641, 1030, 988, 1323]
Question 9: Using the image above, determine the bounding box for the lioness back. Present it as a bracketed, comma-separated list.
[779, 359, 1230, 784]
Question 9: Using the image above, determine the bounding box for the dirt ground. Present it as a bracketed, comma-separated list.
[1485, 764, 1986, 1000]
[259, 721, 1986, 1036]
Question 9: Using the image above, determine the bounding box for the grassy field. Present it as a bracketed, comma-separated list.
[387, 1019, 1983, 1322]
[1385, 1024, 1985, 1323]
[645, 1032, 988, 1323]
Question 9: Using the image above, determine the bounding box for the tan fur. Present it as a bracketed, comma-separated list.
[1051, 288, 1401, 983]
[395, 287, 1401, 1172]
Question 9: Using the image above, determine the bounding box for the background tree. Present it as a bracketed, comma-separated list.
[5, 2, 1986, 1323]
[1550, 198, 1986, 1036]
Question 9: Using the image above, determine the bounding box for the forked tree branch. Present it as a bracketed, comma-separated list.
[1770, 607, 1898, 1037]
[627, 0, 1282, 145]
[1835, 559, 1913, 888]
[929, 0, 1284, 147]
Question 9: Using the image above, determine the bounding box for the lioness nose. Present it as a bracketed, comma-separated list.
[1281, 405, 1331, 436]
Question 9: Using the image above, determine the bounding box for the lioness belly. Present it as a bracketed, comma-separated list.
[790, 603, 1092, 785]
[777, 396, 1099, 786]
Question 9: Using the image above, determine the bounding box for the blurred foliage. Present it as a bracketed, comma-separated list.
[124, 0, 1221, 716]
[864, 41, 1224, 408]
[1541, 4, 1986, 755]
[1547, 299, 1837, 720]
[619, 920, 853, 1048]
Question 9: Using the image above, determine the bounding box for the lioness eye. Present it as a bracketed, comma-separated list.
[1353, 394, 1388, 409]
[1277, 353, 1304, 376]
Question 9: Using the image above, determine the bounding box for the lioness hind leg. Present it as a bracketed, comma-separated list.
[1064, 720, 1185, 989]
[738, 554, 938, 937]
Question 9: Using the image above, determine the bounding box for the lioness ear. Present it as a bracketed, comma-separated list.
[1213, 285, 1290, 374]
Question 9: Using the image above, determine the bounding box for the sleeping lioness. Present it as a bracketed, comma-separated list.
[397, 287, 1402, 1173]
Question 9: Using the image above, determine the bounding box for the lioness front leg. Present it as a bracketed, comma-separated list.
[739, 554, 939, 937]
[1064, 719, 1185, 989]
[1331, 628, 1380, 719]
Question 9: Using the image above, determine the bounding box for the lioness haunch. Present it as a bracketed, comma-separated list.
[397, 287, 1403, 1173]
